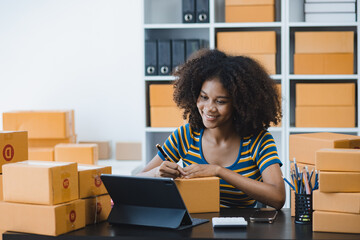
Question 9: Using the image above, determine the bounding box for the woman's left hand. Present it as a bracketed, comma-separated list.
[182, 164, 220, 178]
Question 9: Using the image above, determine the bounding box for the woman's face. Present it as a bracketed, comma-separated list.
[196, 77, 233, 129]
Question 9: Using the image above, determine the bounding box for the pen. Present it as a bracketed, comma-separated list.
[283, 177, 296, 191]
[156, 144, 173, 162]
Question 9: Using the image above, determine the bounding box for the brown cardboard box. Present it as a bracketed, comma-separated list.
[289, 132, 360, 165]
[78, 141, 111, 160]
[0, 174, 2, 201]
[313, 190, 360, 214]
[28, 147, 54, 161]
[78, 164, 112, 198]
[296, 83, 355, 106]
[319, 171, 360, 193]
[295, 106, 355, 128]
[225, 0, 274, 5]
[291, 189, 295, 217]
[294, 53, 353, 74]
[295, 31, 354, 53]
[316, 148, 360, 172]
[244, 53, 276, 75]
[225, 5, 275, 23]
[55, 144, 98, 165]
[84, 194, 111, 225]
[313, 211, 360, 234]
[116, 142, 142, 160]
[217, 31, 276, 54]
[28, 135, 76, 148]
[3, 110, 75, 139]
[149, 84, 176, 107]
[0, 131, 28, 174]
[0, 199, 85, 236]
[2, 160, 78, 205]
[175, 177, 219, 213]
[150, 106, 186, 128]
[0, 229, 5, 240]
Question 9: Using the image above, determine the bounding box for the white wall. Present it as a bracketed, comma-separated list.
[0, 0, 144, 158]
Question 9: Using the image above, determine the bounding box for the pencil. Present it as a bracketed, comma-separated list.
[156, 144, 172, 162]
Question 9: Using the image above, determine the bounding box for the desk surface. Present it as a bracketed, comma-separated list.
[3, 208, 360, 240]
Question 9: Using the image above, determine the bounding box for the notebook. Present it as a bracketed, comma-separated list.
[100, 174, 209, 230]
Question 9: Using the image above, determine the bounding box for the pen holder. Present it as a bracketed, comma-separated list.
[295, 193, 312, 224]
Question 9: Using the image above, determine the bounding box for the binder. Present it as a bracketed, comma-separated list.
[145, 40, 157, 76]
[196, 0, 209, 23]
[182, 0, 196, 23]
[185, 39, 200, 60]
[157, 40, 171, 75]
[171, 39, 186, 71]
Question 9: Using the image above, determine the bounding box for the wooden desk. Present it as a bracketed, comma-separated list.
[3, 208, 360, 240]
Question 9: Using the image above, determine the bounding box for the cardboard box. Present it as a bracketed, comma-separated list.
[28, 135, 77, 148]
[3, 110, 75, 139]
[295, 31, 354, 53]
[149, 84, 176, 107]
[217, 31, 276, 54]
[0, 199, 85, 236]
[28, 147, 54, 161]
[116, 142, 142, 160]
[225, 0, 274, 5]
[78, 164, 112, 198]
[0, 131, 28, 174]
[289, 132, 360, 165]
[313, 190, 360, 214]
[150, 106, 186, 128]
[2, 160, 78, 205]
[175, 177, 219, 213]
[55, 144, 98, 165]
[291, 189, 295, 217]
[225, 5, 275, 23]
[244, 53, 276, 75]
[0, 174, 2, 202]
[316, 148, 360, 172]
[319, 171, 360, 192]
[294, 53, 353, 74]
[84, 194, 111, 225]
[296, 83, 355, 106]
[295, 106, 355, 128]
[313, 211, 360, 234]
[78, 141, 111, 160]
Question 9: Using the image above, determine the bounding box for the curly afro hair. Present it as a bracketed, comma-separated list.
[172, 48, 282, 137]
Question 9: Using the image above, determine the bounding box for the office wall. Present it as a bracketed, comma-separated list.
[0, 0, 144, 157]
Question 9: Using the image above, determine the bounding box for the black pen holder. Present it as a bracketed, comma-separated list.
[295, 193, 312, 224]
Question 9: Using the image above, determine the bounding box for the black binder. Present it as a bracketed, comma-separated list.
[196, 0, 209, 23]
[185, 39, 200, 60]
[157, 40, 171, 75]
[182, 0, 196, 23]
[171, 39, 185, 71]
[101, 174, 208, 230]
[145, 40, 157, 76]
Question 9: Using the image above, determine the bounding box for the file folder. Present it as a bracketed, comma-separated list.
[185, 39, 200, 60]
[182, 0, 196, 23]
[158, 40, 171, 75]
[171, 39, 186, 71]
[196, 0, 209, 23]
[145, 40, 157, 76]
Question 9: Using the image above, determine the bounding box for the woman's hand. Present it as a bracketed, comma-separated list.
[156, 161, 186, 178]
[182, 164, 221, 178]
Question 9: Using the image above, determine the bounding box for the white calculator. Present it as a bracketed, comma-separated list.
[212, 217, 248, 228]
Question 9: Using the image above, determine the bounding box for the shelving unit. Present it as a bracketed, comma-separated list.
[142, 0, 359, 207]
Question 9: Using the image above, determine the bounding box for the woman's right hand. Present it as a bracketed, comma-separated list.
[156, 161, 186, 178]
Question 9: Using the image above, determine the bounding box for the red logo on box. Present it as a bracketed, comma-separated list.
[94, 175, 102, 187]
[3, 144, 14, 161]
[96, 202, 102, 214]
[69, 210, 76, 223]
[63, 178, 70, 189]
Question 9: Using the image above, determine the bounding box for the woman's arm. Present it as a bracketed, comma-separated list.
[182, 163, 285, 210]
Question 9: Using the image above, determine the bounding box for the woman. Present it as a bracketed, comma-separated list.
[138, 49, 285, 210]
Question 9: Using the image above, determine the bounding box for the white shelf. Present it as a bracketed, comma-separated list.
[289, 128, 359, 133]
[146, 127, 176, 133]
[213, 22, 282, 28]
[145, 76, 176, 81]
[144, 23, 211, 29]
[289, 22, 358, 27]
[289, 74, 358, 80]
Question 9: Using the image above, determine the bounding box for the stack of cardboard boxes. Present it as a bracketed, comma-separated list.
[294, 31, 354, 74]
[295, 83, 355, 128]
[55, 143, 99, 165]
[3, 110, 76, 161]
[313, 148, 360, 234]
[225, 0, 275, 23]
[217, 31, 277, 75]
[289, 132, 360, 233]
[304, 1, 356, 22]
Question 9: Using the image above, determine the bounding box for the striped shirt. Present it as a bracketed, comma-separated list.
[158, 123, 282, 208]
